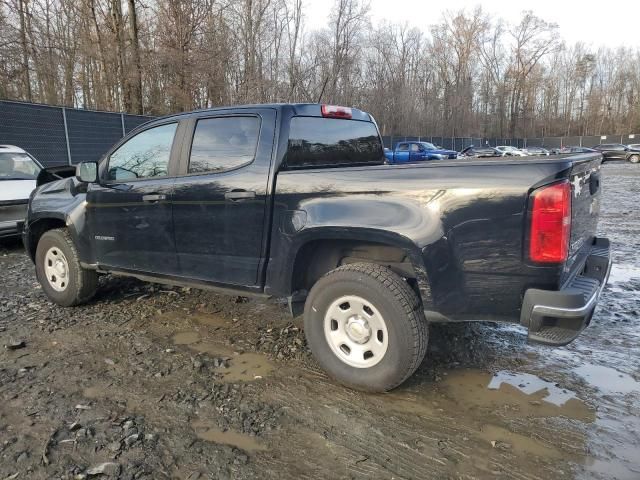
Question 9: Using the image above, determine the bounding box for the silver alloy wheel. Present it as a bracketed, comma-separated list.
[324, 295, 389, 368]
[44, 247, 70, 292]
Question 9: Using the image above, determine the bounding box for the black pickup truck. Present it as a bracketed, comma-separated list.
[23, 104, 611, 392]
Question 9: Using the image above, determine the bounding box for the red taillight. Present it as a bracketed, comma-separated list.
[529, 181, 571, 263]
[321, 104, 352, 119]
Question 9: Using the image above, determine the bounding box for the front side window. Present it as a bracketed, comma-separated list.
[0, 153, 41, 180]
[106, 123, 178, 181]
[410, 144, 420, 152]
[189, 116, 261, 174]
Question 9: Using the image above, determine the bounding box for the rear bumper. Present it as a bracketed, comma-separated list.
[520, 237, 612, 346]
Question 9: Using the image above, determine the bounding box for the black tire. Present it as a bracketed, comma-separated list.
[35, 228, 98, 307]
[629, 155, 640, 164]
[303, 263, 428, 392]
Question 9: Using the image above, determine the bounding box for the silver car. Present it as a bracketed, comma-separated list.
[495, 145, 528, 157]
[0, 145, 43, 239]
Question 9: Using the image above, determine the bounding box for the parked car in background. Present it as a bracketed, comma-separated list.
[459, 145, 505, 158]
[496, 146, 527, 156]
[591, 144, 640, 163]
[550, 146, 597, 155]
[23, 103, 611, 392]
[0, 145, 43, 239]
[522, 146, 550, 156]
[384, 141, 458, 164]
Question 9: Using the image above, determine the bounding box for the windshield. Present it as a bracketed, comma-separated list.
[420, 142, 437, 150]
[0, 152, 41, 180]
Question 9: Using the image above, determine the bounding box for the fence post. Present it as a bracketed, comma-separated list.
[61, 107, 72, 166]
[121, 113, 126, 136]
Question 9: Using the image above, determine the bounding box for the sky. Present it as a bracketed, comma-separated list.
[304, 0, 639, 49]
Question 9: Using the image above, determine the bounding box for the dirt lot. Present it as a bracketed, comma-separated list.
[1, 162, 639, 480]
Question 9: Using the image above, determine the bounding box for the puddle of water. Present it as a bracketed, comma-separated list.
[192, 312, 227, 327]
[172, 334, 274, 382]
[488, 371, 576, 406]
[216, 353, 274, 382]
[573, 364, 640, 395]
[477, 424, 563, 459]
[172, 331, 200, 345]
[607, 265, 640, 284]
[607, 265, 640, 293]
[441, 369, 595, 422]
[191, 420, 267, 451]
[385, 369, 594, 422]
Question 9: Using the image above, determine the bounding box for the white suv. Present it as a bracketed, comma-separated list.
[0, 145, 43, 239]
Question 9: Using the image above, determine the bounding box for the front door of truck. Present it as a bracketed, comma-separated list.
[87, 121, 182, 275]
[171, 110, 276, 286]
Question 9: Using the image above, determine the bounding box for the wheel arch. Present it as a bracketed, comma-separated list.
[267, 228, 432, 316]
[26, 209, 92, 265]
[25, 216, 67, 261]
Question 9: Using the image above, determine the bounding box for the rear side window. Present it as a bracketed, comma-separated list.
[397, 144, 409, 151]
[285, 117, 384, 169]
[189, 116, 260, 174]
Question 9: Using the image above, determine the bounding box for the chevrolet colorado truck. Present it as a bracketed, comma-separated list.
[23, 103, 612, 392]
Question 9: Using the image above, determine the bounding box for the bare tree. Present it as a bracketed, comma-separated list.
[1, 1, 638, 137]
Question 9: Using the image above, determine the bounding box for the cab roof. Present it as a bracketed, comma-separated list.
[139, 103, 373, 129]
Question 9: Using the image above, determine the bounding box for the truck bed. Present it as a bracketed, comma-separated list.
[267, 152, 603, 323]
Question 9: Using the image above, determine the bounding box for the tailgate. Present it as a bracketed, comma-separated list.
[565, 153, 603, 278]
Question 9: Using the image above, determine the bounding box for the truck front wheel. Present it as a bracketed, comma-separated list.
[35, 228, 98, 307]
[303, 263, 428, 392]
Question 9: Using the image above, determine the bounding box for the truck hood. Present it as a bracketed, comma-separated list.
[0, 179, 37, 202]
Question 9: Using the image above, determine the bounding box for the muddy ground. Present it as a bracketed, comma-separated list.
[1, 162, 639, 480]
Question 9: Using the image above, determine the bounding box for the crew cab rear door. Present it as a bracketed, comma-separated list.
[171, 109, 276, 286]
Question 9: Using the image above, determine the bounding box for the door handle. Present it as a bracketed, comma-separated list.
[142, 194, 166, 202]
[225, 191, 256, 201]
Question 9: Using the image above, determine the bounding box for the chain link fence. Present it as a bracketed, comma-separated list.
[2, 100, 638, 167]
[0, 100, 152, 167]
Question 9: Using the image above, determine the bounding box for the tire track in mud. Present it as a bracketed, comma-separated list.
[263, 365, 581, 480]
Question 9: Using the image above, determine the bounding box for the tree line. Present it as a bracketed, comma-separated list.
[1, 0, 639, 138]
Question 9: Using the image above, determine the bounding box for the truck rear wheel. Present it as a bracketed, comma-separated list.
[35, 228, 98, 307]
[303, 263, 428, 392]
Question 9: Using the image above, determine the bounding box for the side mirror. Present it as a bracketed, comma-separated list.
[76, 162, 98, 183]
